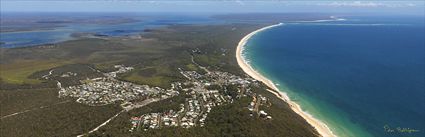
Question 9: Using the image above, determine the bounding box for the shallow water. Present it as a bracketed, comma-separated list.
[0, 13, 220, 48]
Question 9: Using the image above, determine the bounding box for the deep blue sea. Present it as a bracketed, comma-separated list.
[244, 15, 425, 137]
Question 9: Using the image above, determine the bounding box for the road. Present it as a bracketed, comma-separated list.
[190, 55, 210, 74]
[1, 100, 71, 120]
[77, 110, 125, 137]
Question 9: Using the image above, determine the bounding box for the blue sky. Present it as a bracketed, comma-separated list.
[1, 0, 424, 14]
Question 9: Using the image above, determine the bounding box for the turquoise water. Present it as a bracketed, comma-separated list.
[244, 15, 425, 137]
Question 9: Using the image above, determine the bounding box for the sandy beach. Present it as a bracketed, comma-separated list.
[236, 23, 337, 137]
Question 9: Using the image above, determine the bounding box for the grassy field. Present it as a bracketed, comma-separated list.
[123, 72, 181, 89]
[0, 60, 69, 84]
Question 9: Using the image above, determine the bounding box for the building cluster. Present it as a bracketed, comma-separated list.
[58, 65, 178, 107]
[129, 90, 231, 131]
[59, 77, 157, 105]
[129, 110, 180, 132]
[129, 68, 268, 131]
[248, 94, 272, 119]
[54, 62, 272, 132]
[60, 72, 77, 77]
[181, 88, 231, 128]
[49, 61, 276, 133]
[104, 65, 134, 78]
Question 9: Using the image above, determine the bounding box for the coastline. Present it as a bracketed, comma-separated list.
[236, 23, 337, 137]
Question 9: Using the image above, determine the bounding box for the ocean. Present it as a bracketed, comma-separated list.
[243, 15, 425, 137]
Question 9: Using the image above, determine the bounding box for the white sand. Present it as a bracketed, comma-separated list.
[236, 23, 337, 137]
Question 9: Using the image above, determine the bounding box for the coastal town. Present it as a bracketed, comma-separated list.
[57, 65, 179, 109]
[128, 64, 273, 131]
[51, 60, 273, 132]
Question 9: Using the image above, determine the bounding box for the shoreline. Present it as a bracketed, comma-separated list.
[236, 23, 337, 137]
